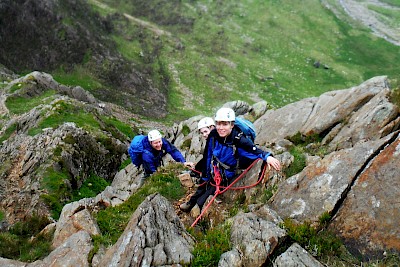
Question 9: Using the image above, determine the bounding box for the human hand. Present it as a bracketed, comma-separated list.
[266, 156, 281, 171]
[184, 162, 195, 168]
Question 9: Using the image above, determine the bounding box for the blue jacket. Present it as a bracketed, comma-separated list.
[130, 136, 185, 175]
[203, 127, 270, 181]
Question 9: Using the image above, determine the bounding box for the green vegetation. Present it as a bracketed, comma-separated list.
[282, 218, 343, 258]
[52, 66, 103, 92]
[380, 0, 400, 7]
[284, 132, 332, 177]
[28, 100, 101, 136]
[0, 214, 53, 262]
[389, 84, 400, 107]
[0, 123, 17, 143]
[40, 167, 71, 219]
[284, 146, 307, 178]
[5, 90, 56, 115]
[86, 0, 400, 122]
[72, 173, 110, 201]
[0, 210, 4, 221]
[368, 4, 400, 28]
[190, 223, 232, 267]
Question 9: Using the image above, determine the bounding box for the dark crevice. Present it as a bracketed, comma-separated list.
[329, 130, 400, 222]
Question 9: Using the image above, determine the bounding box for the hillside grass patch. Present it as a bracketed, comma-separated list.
[5, 90, 56, 115]
[28, 100, 101, 136]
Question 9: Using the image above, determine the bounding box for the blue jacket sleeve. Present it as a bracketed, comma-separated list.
[237, 135, 271, 160]
[163, 139, 185, 163]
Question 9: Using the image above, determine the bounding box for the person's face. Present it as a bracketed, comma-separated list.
[199, 126, 213, 139]
[150, 139, 163, 150]
[216, 121, 233, 138]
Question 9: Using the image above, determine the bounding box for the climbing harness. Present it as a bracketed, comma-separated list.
[190, 158, 268, 227]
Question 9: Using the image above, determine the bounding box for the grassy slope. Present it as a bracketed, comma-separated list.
[87, 0, 400, 123]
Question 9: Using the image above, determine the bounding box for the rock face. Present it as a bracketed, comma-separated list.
[329, 134, 400, 260]
[0, 76, 400, 266]
[98, 193, 195, 267]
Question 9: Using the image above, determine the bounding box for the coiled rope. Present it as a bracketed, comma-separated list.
[190, 158, 268, 227]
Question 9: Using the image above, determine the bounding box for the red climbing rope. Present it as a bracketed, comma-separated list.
[190, 159, 268, 227]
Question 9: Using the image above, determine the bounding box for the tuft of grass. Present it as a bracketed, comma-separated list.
[0, 214, 53, 262]
[181, 125, 191, 136]
[40, 167, 71, 219]
[284, 146, 307, 178]
[0, 123, 17, 143]
[190, 223, 232, 267]
[5, 90, 56, 115]
[28, 100, 101, 136]
[72, 173, 110, 201]
[262, 184, 278, 203]
[282, 218, 342, 258]
[389, 85, 400, 108]
[181, 138, 192, 149]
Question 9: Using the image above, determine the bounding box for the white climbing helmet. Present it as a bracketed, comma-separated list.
[148, 130, 162, 142]
[198, 117, 215, 130]
[215, 107, 235, 122]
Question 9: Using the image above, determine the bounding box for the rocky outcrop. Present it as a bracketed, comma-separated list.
[274, 243, 324, 267]
[1, 76, 399, 266]
[254, 76, 397, 147]
[329, 134, 400, 260]
[0, 118, 126, 223]
[98, 193, 195, 267]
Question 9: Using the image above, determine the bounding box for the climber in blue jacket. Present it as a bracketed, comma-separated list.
[128, 129, 193, 186]
[180, 107, 280, 212]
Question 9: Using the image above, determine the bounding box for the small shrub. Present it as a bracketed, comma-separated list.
[191, 223, 232, 267]
[284, 146, 306, 177]
[389, 86, 400, 108]
[0, 215, 53, 262]
[0, 123, 17, 143]
[72, 174, 110, 201]
[181, 138, 192, 149]
[282, 218, 343, 257]
[181, 125, 191, 136]
[262, 184, 278, 202]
